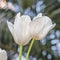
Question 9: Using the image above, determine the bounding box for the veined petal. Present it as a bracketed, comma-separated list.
[33, 13, 42, 20]
[14, 14, 31, 32]
[7, 21, 14, 36]
[36, 24, 56, 40]
[50, 23, 56, 29]
[14, 12, 21, 23]
[30, 17, 45, 38]
[37, 13, 42, 17]
[14, 12, 21, 26]
[42, 16, 52, 25]
[14, 12, 22, 37]
[14, 15, 31, 35]
[14, 15, 31, 45]
[7, 21, 21, 45]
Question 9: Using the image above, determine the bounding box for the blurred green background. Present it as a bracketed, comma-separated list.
[0, 0, 60, 60]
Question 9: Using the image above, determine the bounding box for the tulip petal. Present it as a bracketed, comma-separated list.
[33, 13, 42, 20]
[7, 21, 14, 36]
[37, 24, 56, 40]
[14, 15, 31, 45]
[14, 12, 21, 22]
[7, 21, 21, 45]
[21, 15, 31, 24]
[31, 15, 56, 40]
[37, 13, 42, 17]
[14, 12, 21, 26]
[30, 17, 45, 38]
[42, 16, 52, 25]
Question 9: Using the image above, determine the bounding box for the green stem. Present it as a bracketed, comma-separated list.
[19, 45, 23, 60]
[26, 39, 35, 60]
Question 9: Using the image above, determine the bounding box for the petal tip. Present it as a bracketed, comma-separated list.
[37, 13, 42, 17]
[7, 20, 9, 25]
[53, 23, 56, 28]
[17, 12, 21, 16]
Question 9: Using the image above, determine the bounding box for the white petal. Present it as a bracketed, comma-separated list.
[42, 16, 52, 25]
[33, 16, 52, 26]
[14, 12, 22, 39]
[14, 12, 21, 26]
[37, 13, 42, 17]
[30, 14, 56, 40]
[7, 21, 14, 36]
[7, 21, 18, 44]
[33, 16, 56, 40]
[33, 13, 42, 20]
[37, 24, 56, 40]
[30, 17, 45, 38]
[14, 15, 31, 45]
[51, 23, 56, 29]
[7, 21, 21, 45]
[15, 12, 21, 22]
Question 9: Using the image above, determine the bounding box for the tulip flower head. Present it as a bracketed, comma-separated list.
[30, 13, 56, 40]
[0, 48, 7, 60]
[7, 13, 31, 45]
[7, 12, 56, 45]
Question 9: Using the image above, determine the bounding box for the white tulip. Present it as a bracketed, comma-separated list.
[30, 13, 56, 40]
[7, 12, 31, 45]
[0, 48, 7, 60]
